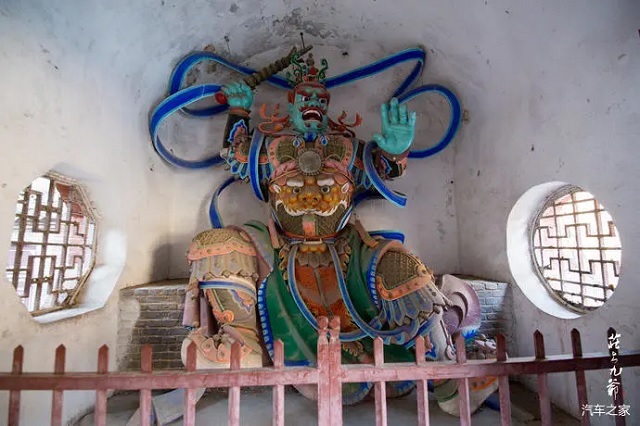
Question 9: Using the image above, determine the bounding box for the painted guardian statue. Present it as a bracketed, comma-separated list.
[167, 50, 499, 415]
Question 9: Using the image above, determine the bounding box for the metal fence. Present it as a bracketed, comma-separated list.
[1, 317, 638, 426]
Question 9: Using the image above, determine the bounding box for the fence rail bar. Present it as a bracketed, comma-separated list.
[328, 319, 343, 426]
[534, 331, 552, 426]
[496, 334, 511, 426]
[184, 342, 197, 426]
[455, 335, 471, 426]
[571, 329, 590, 426]
[414, 336, 430, 426]
[228, 342, 241, 426]
[317, 319, 331, 426]
[339, 351, 640, 382]
[1, 351, 637, 391]
[373, 338, 387, 426]
[140, 345, 153, 426]
[95, 345, 109, 426]
[51, 345, 65, 426]
[272, 340, 285, 426]
[7, 345, 23, 426]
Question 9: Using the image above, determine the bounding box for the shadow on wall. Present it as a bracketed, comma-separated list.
[117, 283, 188, 371]
[150, 243, 173, 282]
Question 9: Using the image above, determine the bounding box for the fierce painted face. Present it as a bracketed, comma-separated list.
[288, 82, 330, 134]
[269, 162, 353, 238]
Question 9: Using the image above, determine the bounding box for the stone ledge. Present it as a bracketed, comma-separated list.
[117, 277, 514, 370]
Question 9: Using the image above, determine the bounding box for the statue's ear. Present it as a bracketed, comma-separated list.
[288, 91, 294, 104]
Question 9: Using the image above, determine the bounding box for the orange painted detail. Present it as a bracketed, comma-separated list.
[299, 243, 327, 253]
[187, 238, 256, 261]
[375, 275, 427, 301]
[236, 291, 255, 309]
[470, 376, 498, 391]
[191, 333, 252, 364]
[213, 310, 235, 324]
[234, 151, 249, 163]
[295, 263, 358, 333]
[302, 216, 317, 237]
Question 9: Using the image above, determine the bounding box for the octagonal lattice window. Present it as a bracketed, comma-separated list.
[5, 173, 98, 316]
[531, 185, 622, 313]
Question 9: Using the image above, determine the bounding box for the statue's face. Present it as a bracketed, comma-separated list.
[289, 83, 330, 134]
[269, 166, 353, 238]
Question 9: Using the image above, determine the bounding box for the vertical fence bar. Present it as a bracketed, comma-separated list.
[607, 327, 625, 426]
[373, 337, 387, 426]
[317, 317, 330, 426]
[454, 334, 471, 426]
[184, 341, 197, 426]
[95, 345, 109, 426]
[414, 336, 430, 426]
[272, 340, 285, 426]
[8, 345, 24, 426]
[533, 331, 552, 426]
[139, 345, 153, 426]
[496, 334, 511, 426]
[571, 329, 591, 426]
[328, 317, 343, 426]
[228, 342, 242, 426]
[51, 345, 66, 426]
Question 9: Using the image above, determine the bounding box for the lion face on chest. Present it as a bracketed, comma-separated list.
[269, 167, 353, 238]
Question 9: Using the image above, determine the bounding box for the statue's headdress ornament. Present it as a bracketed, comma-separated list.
[286, 52, 328, 87]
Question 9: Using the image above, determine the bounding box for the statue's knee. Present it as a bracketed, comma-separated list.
[183, 227, 261, 330]
[188, 226, 260, 287]
[374, 245, 450, 324]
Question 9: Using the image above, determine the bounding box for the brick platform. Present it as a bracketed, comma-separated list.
[466, 279, 513, 340]
[117, 277, 513, 371]
[117, 281, 188, 371]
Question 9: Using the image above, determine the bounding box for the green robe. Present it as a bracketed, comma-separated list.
[246, 221, 419, 404]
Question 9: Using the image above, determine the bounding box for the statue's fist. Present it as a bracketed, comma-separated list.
[221, 80, 253, 111]
[372, 98, 416, 155]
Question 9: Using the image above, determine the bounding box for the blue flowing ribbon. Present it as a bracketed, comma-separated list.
[363, 140, 407, 208]
[208, 176, 240, 228]
[149, 47, 462, 226]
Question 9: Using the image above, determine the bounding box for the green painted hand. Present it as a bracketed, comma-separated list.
[221, 80, 254, 111]
[372, 98, 416, 155]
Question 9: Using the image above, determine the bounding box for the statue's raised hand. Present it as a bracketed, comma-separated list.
[221, 80, 253, 111]
[372, 98, 416, 155]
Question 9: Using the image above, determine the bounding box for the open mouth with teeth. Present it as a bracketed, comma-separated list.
[276, 201, 346, 217]
[301, 107, 324, 122]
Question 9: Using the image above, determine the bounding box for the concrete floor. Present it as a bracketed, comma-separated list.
[76, 383, 579, 426]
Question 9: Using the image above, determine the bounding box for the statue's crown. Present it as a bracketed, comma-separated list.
[286, 52, 328, 87]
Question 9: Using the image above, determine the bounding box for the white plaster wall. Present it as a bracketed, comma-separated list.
[0, 1, 462, 423]
[451, 1, 640, 420]
[0, 1, 175, 424]
[2, 0, 636, 423]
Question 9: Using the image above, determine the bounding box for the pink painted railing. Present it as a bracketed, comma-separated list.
[1, 317, 639, 426]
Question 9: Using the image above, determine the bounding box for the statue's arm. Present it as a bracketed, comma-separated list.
[377, 145, 409, 179]
[370, 97, 415, 178]
[221, 81, 254, 149]
[354, 138, 408, 181]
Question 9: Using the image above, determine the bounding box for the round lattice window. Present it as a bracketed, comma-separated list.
[5, 173, 98, 316]
[530, 185, 622, 313]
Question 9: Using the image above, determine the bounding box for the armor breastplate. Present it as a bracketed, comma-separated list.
[267, 134, 356, 239]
